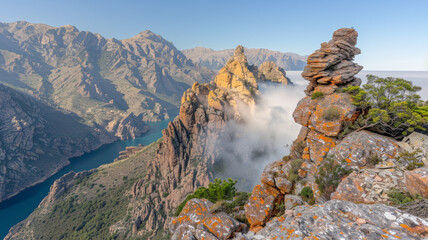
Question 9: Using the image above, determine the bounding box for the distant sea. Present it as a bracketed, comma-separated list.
[287, 71, 428, 100]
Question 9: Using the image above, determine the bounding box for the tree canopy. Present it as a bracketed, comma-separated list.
[345, 75, 427, 139]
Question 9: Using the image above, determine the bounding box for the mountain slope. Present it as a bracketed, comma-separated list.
[182, 46, 307, 71]
[0, 83, 114, 202]
[0, 21, 215, 139]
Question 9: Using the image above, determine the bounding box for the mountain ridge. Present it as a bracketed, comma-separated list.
[182, 46, 307, 71]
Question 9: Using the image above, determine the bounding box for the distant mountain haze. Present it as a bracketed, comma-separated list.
[0, 21, 215, 139]
[182, 46, 307, 71]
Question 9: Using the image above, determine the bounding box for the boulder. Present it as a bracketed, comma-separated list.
[308, 93, 357, 137]
[283, 195, 305, 210]
[292, 96, 317, 127]
[244, 184, 283, 230]
[331, 168, 406, 204]
[202, 212, 243, 239]
[171, 224, 197, 240]
[170, 199, 213, 234]
[327, 130, 401, 167]
[405, 167, 428, 198]
[256, 200, 428, 239]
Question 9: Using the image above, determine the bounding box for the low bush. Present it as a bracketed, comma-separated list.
[396, 150, 425, 170]
[175, 178, 239, 216]
[311, 91, 324, 100]
[315, 158, 352, 199]
[300, 186, 315, 205]
[322, 107, 341, 121]
[288, 159, 304, 183]
[388, 189, 415, 205]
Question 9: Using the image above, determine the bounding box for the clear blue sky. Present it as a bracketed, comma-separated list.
[0, 0, 427, 70]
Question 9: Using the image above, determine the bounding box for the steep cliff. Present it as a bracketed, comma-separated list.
[0, 21, 214, 139]
[0, 83, 114, 202]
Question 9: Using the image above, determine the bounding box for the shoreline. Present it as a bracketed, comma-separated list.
[0, 136, 117, 206]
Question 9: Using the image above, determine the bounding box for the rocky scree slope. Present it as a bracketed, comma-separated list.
[169, 28, 428, 239]
[5, 45, 290, 239]
[0, 83, 113, 203]
[183, 47, 307, 71]
[0, 21, 214, 139]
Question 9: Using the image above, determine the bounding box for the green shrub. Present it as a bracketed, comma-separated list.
[311, 91, 324, 99]
[315, 158, 352, 198]
[288, 159, 304, 183]
[388, 189, 414, 205]
[300, 187, 315, 205]
[322, 107, 341, 121]
[275, 202, 286, 217]
[175, 178, 238, 216]
[345, 75, 428, 139]
[397, 150, 425, 170]
[162, 192, 169, 198]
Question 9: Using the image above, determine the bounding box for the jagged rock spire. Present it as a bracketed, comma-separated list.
[230, 45, 248, 64]
[302, 28, 363, 95]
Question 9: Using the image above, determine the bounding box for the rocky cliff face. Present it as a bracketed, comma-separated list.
[183, 47, 307, 71]
[169, 28, 428, 240]
[0, 21, 214, 139]
[0, 83, 113, 202]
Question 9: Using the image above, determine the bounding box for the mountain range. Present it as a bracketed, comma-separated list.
[0, 21, 215, 139]
[182, 46, 307, 71]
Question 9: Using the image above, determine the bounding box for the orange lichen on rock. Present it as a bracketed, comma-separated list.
[244, 184, 283, 230]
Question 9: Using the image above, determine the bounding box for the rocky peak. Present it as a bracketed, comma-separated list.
[258, 61, 292, 85]
[230, 45, 247, 64]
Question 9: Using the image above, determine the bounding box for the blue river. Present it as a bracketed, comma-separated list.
[0, 119, 172, 239]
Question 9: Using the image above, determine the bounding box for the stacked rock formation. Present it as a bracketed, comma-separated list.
[302, 28, 363, 96]
[126, 46, 290, 238]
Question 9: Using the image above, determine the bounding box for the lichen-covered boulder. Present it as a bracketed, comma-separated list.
[292, 96, 317, 127]
[306, 130, 337, 165]
[331, 168, 406, 204]
[244, 184, 283, 230]
[171, 224, 197, 240]
[170, 199, 213, 234]
[308, 93, 357, 137]
[256, 200, 428, 239]
[170, 198, 246, 240]
[202, 212, 243, 239]
[405, 167, 428, 198]
[327, 130, 401, 167]
[283, 195, 305, 210]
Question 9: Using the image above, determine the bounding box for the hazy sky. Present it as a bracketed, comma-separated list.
[1, 0, 427, 71]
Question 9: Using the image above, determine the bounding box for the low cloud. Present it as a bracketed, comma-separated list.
[211, 82, 306, 191]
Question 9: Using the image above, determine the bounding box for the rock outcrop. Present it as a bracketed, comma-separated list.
[302, 28, 363, 96]
[170, 199, 246, 240]
[255, 200, 428, 239]
[0, 84, 113, 202]
[258, 61, 292, 85]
